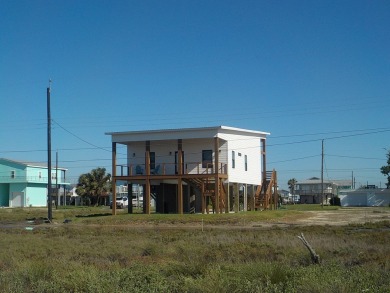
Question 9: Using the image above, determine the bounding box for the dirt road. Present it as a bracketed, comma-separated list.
[262, 207, 390, 228]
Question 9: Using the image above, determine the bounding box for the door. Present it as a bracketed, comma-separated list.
[10, 192, 24, 207]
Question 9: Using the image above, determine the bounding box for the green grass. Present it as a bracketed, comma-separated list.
[0, 207, 389, 292]
[0, 206, 305, 225]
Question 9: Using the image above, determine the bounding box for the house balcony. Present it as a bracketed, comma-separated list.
[114, 162, 228, 179]
[0, 175, 70, 185]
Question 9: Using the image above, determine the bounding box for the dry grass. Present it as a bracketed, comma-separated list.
[0, 207, 389, 292]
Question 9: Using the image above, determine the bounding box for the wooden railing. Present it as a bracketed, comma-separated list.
[115, 162, 227, 177]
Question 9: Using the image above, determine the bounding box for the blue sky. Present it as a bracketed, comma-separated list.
[1, 0, 389, 189]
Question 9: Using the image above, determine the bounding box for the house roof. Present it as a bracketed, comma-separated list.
[298, 177, 352, 186]
[0, 158, 67, 170]
[106, 125, 270, 143]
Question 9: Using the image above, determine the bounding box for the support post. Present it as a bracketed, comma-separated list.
[261, 138, 266, 187]
[63, 169, 66, 206]
[177, 139, 183, 214]
[243, 183, 247, 211]
[321, 139, 324, 207]
[112, 142, 117, 215]
[225, 182, 230, 213]
[127, 183, 133, 214]
[201, 181, 206, 214]
[234, 183, 239, 213]
[252, 185, 256, 211]
[145, 141, 151, 214]
[274, 170, 278, 209]
[214, 137, 220, 213]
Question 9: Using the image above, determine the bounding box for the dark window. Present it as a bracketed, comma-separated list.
[150, 152, 155, 170]
[202, 150, 212, 168]
[232, 151, 235, 169]
[245, 155, 248, 171]
[11, 170, 15, 179]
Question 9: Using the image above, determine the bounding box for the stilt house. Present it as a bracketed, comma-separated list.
[106, 126, 277, 214]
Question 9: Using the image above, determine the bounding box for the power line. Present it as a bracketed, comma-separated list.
[270, 126, 390, 139]
[327, 154, 383, 160]
[268, 155, 320, 164]
[52, 119, 111, 153]
[268, 128, 390, 146]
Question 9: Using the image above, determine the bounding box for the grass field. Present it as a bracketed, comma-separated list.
[0, 206, 389, 292]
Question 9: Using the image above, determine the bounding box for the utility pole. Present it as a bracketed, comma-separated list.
[321, 139, 324, 208]
[56, 151, 59, 208]
[47, 80, 52, 221]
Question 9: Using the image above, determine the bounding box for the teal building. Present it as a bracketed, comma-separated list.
[0, 158, 69, 207]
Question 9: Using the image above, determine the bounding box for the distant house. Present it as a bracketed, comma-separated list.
[278, 189, 298, 204]
[339, 187, 390, 207]
[296, 177, 352, 204]
[107, 126, 277, 214]
[0, 158, 70, 207]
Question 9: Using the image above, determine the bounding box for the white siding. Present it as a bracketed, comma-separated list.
[340, 190, 390, 207]
[219, 133, 262, 185]
[182, 139, 209, 173]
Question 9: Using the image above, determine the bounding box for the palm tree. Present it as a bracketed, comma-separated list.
[76, 167, 111, 206]
[380, 150, 390, 189]
[287, 178, 297, 204]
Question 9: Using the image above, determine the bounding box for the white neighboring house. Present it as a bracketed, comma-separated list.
[339, 188, 390, 207]
[107, 126, 276, 214]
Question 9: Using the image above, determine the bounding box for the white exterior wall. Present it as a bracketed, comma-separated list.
[339, 190, 390, 207]
[339, 193, 367, 206]
[219, 133, 262, 185]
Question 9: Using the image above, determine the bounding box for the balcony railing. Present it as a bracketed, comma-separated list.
[0, 176, 69, 184]
[115, 162, 227, 177]
[295, 190, 335, 196]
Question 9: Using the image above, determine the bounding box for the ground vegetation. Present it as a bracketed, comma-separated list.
[0, 206, 389, 292]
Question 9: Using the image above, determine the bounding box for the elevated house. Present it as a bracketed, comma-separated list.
[107, 126, 277, 214]
[296, 177, 352, 204]
[0, 158, 70, 207]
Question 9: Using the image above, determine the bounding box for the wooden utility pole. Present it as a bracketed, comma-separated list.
[56, 151, 59, 208]
[47, 81, 52, 221]
[321, 139, 324, 208]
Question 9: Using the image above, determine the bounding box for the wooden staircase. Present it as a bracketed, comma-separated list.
[255, 169, 278, 210]
[183, 178, 226, 214]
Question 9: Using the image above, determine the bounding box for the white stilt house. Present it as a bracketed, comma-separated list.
[106, 126, 277, 214]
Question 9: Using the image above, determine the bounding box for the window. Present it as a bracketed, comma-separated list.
[150, 152, 155, 170]
[52, 173, 57, 179]
[39, 172, 42, 179]
[245, 155, 248, 171]
[202, 150, 212, 168]
[232, 151, 235, 169]
[10, 170, 15, 179]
